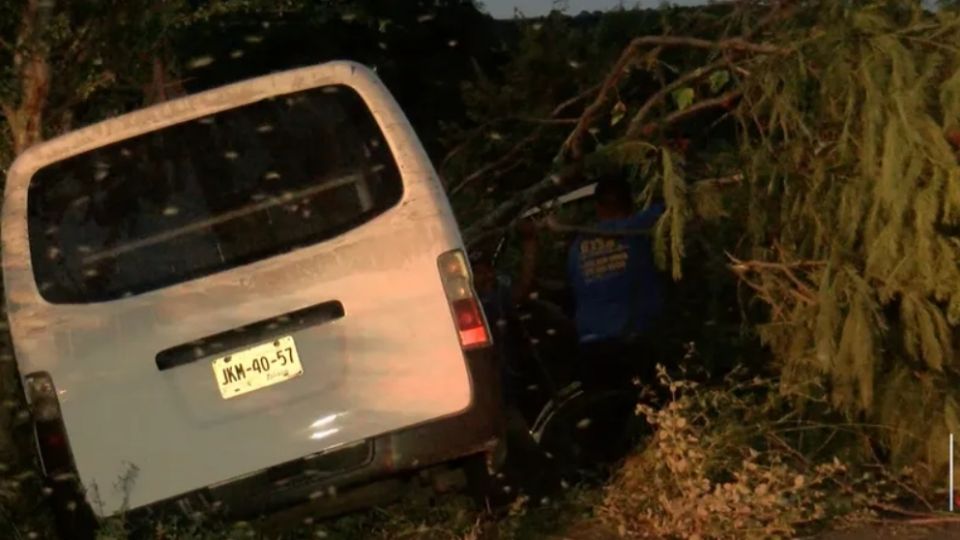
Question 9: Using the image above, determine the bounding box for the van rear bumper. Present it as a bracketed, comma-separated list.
[115, 346, 504, 522]
[378, 346, 504, 469]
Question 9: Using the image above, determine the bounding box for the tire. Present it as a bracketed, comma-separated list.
[48, 480, 97, 540]
[464, 407, 563, 508]
[534, 387, 645, 479]
[462, 451, 502, 506]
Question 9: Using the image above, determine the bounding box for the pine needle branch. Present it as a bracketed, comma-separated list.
[632, 89, 744, 138]
[449, 131, 540, 195]
[445, 83, 602, 193]
[625, 58, 730, 138]
[557, 35, 788, 162]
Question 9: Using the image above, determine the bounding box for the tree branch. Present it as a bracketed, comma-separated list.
[726, 254, 827, 272]
[632, 89, 743, 137]
[5, 0, 52, 155]
[449, 131, 539, 195]
[62, 19, 95, 65]
[556, 39, 655, 163]
[625, 58, 728, 138]
[549, 82, 604, 117]
[534, 172, 745, 237]
[556, 35, 788, 162]
[463, 163, 584, 246]
[636, 35, 788, 55]
[542, 216, 654, 238]
[697, 173, 744, 188]
[727, 251, 823, 308]
[520, 117, 579, 125]
[465, 171, 745, 248]
[440, 118, 574, 180]
[440, 118, 507, 173]
[445, 83, 602, 193]
[461, 16, 791, 245]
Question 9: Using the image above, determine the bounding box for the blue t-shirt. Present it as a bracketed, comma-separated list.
[567, 203, 665, 343]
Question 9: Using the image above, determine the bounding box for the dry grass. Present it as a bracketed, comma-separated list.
[596, 368, 945, 540]
[3, 369, 947, 540]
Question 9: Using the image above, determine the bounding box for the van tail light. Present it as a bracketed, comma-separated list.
[24, 372, 77, 477]
[438, 249, 492, 349]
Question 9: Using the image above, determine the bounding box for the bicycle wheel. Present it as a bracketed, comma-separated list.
[533, 386, 644, 478]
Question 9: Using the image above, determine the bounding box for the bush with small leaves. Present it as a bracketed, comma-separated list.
[599, 368, 930, 539]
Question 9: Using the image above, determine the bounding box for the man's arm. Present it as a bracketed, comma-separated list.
[626, 201, 666, 229]
[566, 238, 579, 310]
[511, 219, 539, 306]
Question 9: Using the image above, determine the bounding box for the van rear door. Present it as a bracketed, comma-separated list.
[2, 62, 474, 516]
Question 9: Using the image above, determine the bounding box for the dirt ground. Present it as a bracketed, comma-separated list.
[814, 523, 960, 539]
[542, 521, 960, 540]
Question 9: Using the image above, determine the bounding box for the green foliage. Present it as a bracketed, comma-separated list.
[720, 1, 960, 480]
[0, 0, 357, 158]
[602, 370, 932, 539]
[447, 0, 960, 491]
[650, 148, 688, 280]
[90, 486, 600, 539]
[177, 0, 501, 163]
[708, 69, 730, 93]
[4, 0, 960, 533]
[443, 9, 666, 225]
[671, 87, 694, 111]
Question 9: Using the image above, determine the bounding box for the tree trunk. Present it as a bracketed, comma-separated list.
[3, 54, 50, 155]
[143, 43, 187, 106]
[1, 0, 52, 156]
[0, 0, 52, 469]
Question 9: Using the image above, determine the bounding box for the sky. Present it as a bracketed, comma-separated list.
[481, 0, 704, 19]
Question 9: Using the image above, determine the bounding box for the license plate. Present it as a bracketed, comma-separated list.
[212, 336, 303, 399]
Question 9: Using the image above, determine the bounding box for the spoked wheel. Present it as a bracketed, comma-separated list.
[48, 479, 98, 540]
[532, 385, 648, 480]
[466, 406, 565, 508]
[507, 297, 648, 479]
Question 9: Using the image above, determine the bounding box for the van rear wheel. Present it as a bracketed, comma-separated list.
[462, 449, 504, 507]
[463, 408, 563, 509]
[48, 480, 97, 540]
[535, 388, 646, 478]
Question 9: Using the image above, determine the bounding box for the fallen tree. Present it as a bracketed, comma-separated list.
[449, 0, 960, 491]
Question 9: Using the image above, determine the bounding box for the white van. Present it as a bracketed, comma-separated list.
[2, 61, 502, 533]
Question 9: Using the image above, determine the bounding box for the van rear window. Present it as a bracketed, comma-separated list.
[27, 85, 403, 304]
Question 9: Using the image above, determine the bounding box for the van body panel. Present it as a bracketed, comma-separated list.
[2, 62, 476, 516]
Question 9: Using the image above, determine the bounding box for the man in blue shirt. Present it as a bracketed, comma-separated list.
[567, 174, 665, 392]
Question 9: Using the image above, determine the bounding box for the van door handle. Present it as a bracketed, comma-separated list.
[155, 300, 345, 371]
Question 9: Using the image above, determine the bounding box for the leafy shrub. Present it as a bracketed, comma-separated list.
[599, 368, 932, 539]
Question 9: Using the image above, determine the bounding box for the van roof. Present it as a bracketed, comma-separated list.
[5, 61, 382, 185]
